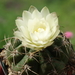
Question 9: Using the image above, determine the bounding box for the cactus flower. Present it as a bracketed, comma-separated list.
[64, 31, 73, 39]
[14, 6, 60, 50]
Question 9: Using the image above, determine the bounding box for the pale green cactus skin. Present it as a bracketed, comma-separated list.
[4, 33, 75, 75]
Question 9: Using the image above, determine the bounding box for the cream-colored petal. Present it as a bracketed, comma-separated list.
[32, 10, 42, 19]
[16, 20, 29, 37]
[15, 19, 24, 30]
[28, 5, 37, 13]
[19, 26, 31, 40]
[41, 6, 50, 18]
[50, 29, 60, 41]
[22, 11, 31, 21]
[46, 14, 58, 28]
[14, 31, 23, 40]
[53, 30, 60, 40]
[51, 12, 57, 19]
[36, 31, 49, 41]
[28, 18, 39, 33]
[51, 12, 58, 24]
[14, 31, 32, 46]
[46, 14, 54, 27]
[44, 41, 53, 48]
[30, 33, 47, 45]
[33, 40, 48, 46]
[30, 33, 38, 41]
[26, 41, 44, 47]
[30, 32, 50, 45]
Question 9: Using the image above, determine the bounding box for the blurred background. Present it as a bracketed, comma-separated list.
[0, 0, 75, 49]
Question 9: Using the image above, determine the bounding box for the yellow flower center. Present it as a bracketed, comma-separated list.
[33, 21, 46, 34]
[35, 28, 45, 33]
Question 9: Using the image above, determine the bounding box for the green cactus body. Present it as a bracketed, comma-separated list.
[4, 33, 75, 75]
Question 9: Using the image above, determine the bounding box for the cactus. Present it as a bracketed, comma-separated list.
[2, 32, 75, 75]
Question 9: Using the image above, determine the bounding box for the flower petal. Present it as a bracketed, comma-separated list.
[22, 11, 31, 22]
[50, 29, 60, 41]
[14, 31, 23, 40]
[32, 10, 42, 19]
[51, 12, 58, 24]
[15, 19, 24, 30]
[46, 13, 58, 28]
[28, 18, 39, 33]
[41, 6, 50, 18]
[20, 26, 31, 39]
[28, 5, 37, 13]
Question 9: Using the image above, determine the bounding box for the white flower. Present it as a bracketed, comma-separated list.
[14, 6, 60, 50]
